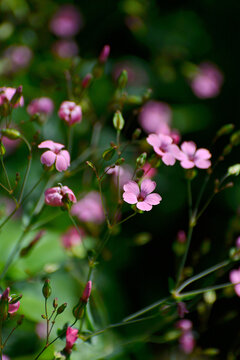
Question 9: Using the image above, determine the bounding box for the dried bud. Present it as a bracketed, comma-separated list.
[117, 69, 128, 89]
[57, 302, 67, 315]
[1, 128, 21, 140]
[113, 110, 125, 131]
[42, 279, 51, 299]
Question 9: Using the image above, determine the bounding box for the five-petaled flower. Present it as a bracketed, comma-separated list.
[179, 141, 211, 169]
[38, 140, 70, 172]
[123, 179, 162, 211]
[45, 186, 76, 207]
[64, 327, 78, 354]
[146, 133, 182, 166]
[58, 101, 82, 126]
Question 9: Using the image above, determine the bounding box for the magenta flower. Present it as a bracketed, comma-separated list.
[58, 101, 82, 126]
[81, 281, 92, 303]
[52, 39, 79, 59]
[0, 87, 24, 108]
[147, 133, 182, 166]
[50, 5, 83, 38]
[71, 191, 105, 224]
[38, 140, 70, 172]
[230, 267, 240, 296]
[27, 97, 54, 116]
[45, 186, 76, 207]
[0, 288, 20, 315]
[64, 327, 78, 354]
[99, 45, 110, 63]
[179, 141, 211, 169]
[179, 331, 195, 354]
[123, 179, 162, 211]
[190, 62, 223, 99]
[61, 227, 84, 249]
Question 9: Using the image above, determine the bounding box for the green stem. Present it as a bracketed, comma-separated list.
[178, 282, 234, 299]
[0, 323, 2, 360]
[18, 135, 32, 203]
[98, 179, 111, 228]
[0, 156, 12, 191]
[176, 259, 231, 294]
[45, 298, 49, 345]
[67, 126, 73, 154]
[115, 212, 136, 227]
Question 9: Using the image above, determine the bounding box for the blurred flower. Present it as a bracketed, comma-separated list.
[177, 230, 187, 243]
[147, 134, 182, 166]
[38, 140, 70, 172]
[0, 87, 24, 108]
[179, 141, 211, 169]
[98, 45, 110, 63]
[81, 281, 92, 302]
[142, 163, 157, 178]
[71, 191, 105, 224]
[190, 62, 223, 99]
[50, 5, 83, 38]
[179, 331, 195, 354]
[3, 355, 10, 360]
[61, 227, 84, 249]
[229, 267, 240, 296]
[58, 101, 82, 126]
[64, 327, 78, 354]
[1, 136, 20, 155]
[138, 101, 171, 134]
[0, 288, 20, 315]
[45, 186, 76, 207]
[123, 179, 162, 211]
[177, 302, 189, 318]
[113, 60, 148, 86]
[27, 97, 54, 116]
[36, 322, 47, 339]
[52, 39, 78, 59]
[106, 165, 133, 188]
[236, 236, 240, 248]
[176, 319, 192, 331]
[4, 45, 32, 72]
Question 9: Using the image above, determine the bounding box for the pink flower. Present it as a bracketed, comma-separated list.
[179, 141, 211, 169]
[106, 165, 133, 189]
[3, 355, 10, 360]
[38, 140, 70, 172]
[190, 62, 223, 99]
[123, 179, 162, 211]
[99, 45, 110, 63]
[177, 230, 187, 243]
[236, 236, 240, 248]
[71, 191, 105, 224]
[142, 163, 157, 179]
[138, 101, 171, 134]
[0, 288, 20, 315]
[230, 267, 240, 296]
[81, 281, 92, 303]
[50, 5, 83, 38]
[176, 319, 192, 332]
[147, 134, 182, 166]
[179, 331, 195, 354]
[27, 97, 54, 116]
[45, 186, 76, 207]
[58, 101, 82, 126]
[64, 327, 78, 354]
[4, 45, 32, 71]
[61, 227, 84, 249]
[52, 39, 79, 59]
[0, 87, 24, 108]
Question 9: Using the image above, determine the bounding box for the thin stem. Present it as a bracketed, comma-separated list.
[98, 179, 111, 228]
[123, 296, 171, 323]
[178, 282, 234, 299]
[194, 174, 210, 215]
[3, 324, 18, 348]
[18, 135, 32, 203]
[176, 225, 194, 287]
[67, 126, 73, 154]
[196, 193, 216, 220]
[115, 212, 136, 227]
[48, 313, 58, 337]
[176, 259, 231, 294]
[187, 179, 192, 220]
[0, 156, 12, 191]
[45, 298, 49, 345]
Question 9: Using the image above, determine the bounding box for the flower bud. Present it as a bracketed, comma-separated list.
[231, 131, 240, 146]
[82, 73, 93, 89]
[53, 298, 58, 309]
[222, 144, 232, 156]
[9, 294, 22, 304]
[136, 152, 147, 168]
[113, 110, 125, 131]
[0, 141, 6, 156]
[86, 161, 96, 171]
[57, 302, 67, 315]
[115, 157, 125, 165]
[0, 288, 9, 322]
[81, 281, 92, 303]
[216, 123, 234, 138]
[132, 128, 141, 140]
[1, 128, 21, 140]
[42, 279, 51, 299]
[117, 69, 128, 89]
[98, 45, 110, 64]
[72, 302, 84, 319]
[227, 164, 240, 177]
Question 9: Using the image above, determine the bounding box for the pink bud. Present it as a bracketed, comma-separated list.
[45, 186, 76, 207]
[58, 101, 82, 126]
[179, 331, 195, 354]
[64, 327, 78, 353]
[82, 73, 92, 89]
[99, 45, 110, 64]
[81, 281, 92, 302]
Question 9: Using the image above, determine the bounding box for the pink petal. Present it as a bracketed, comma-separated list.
[8, 301, 20, 314]
[145, 193, 162, 205]
[140, 179, 156, 195]
[147, 134, 161, 148]
[38, 140, 64, 151]
[230, 269, 240, 284]
[195, 148, 212, 160]
[60, 150, 71, 167]
[55, 154, 69, 172]
[170, 144, 184, 160]
[153, 146, 164, 156]
[40, 151, 56, 167]
[180, 160, 195, 169]
[123, 181, 140, 196]
[158, 134, 173, 147]
[235, 284, 240, 297]
[181, 141, 196, 156]
[123, 192, 138, 204]
[162, 153, 176, 166]
[136, 201, 152, 211]
[195, 159, 211, 169]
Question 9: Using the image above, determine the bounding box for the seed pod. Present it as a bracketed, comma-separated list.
[57, 303, 67, 315]
[113, 110, 125, 131]
[42, 279, 51, 299]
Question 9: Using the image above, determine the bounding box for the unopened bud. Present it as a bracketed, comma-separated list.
[136, 152, 147, 168]
[82, 73, 93, 89]
[227, 164, 240, 177]
[72, 302, 84, 319]
[57, 303, 67, 315]
[0, 141, 6, 156]
[98, 45, 110, 64]
[113, 110, 125, 131]
[42, 279, 51, 299]
[1, 128, 21, 140]
[216, 124, 234, 138]
[9, 294, 22, 304]
[117, 69, 128, 89]
[17, 314, 24, 325]
[231, 131, 240, 146]
[2, 288, 10, 300]
[86, 161, 96, 171]
[53, 298, 58, 309]
[115, 157, 125, 165]
[81, 281, 92, 303]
